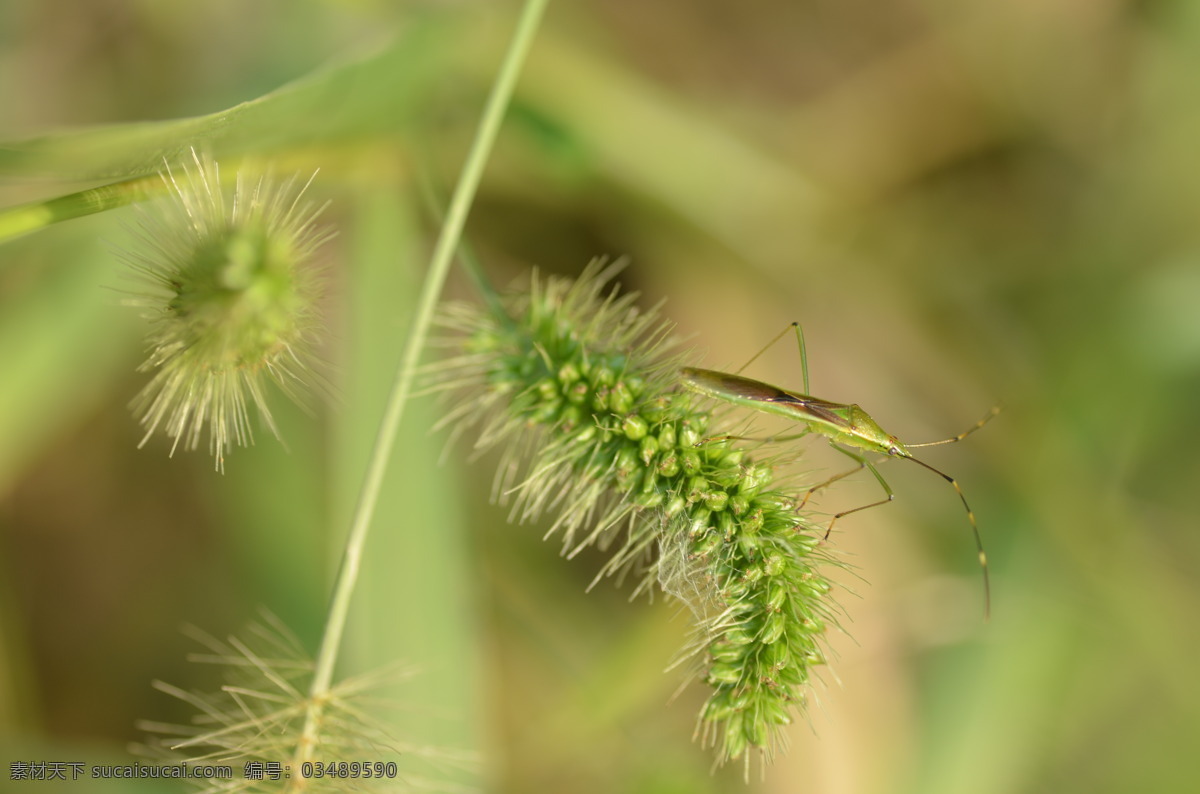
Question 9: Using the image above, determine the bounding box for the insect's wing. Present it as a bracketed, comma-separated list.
[770, 392, 855, 428]
[680, 367, 857, 434]
[680, 368, 791, 401]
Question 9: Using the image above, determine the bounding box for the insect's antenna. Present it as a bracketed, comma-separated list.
[906, 405, 1002, 449]
[903, 454, 991, 621]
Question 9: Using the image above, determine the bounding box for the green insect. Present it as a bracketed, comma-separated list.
[681, 322, 999, 618]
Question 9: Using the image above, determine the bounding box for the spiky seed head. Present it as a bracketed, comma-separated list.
[119, 148, 333, 471]
[432, 261, 845, 768]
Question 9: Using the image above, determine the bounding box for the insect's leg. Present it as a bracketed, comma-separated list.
[906, 404, 1002, 449]
[797, 459, 865, 511]
[762, 431, 810, 444]
[811, 444, 896, 541]
[732, 321, 806, 378]
[695, 429, 811, 446]
[790, 321, 809, 394]
[798, 443, 895, 510]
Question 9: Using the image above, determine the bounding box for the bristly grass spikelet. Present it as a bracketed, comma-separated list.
[431, 259, 845, 769]
[134, 611, 475, 793]
[119, 148, 334, 472]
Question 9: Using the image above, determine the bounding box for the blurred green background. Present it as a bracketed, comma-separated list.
[2, 0, 1199, 792]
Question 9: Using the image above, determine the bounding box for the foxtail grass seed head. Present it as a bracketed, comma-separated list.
[432, 260, 844, 767]
[120, 149, 333, 471]
[135, 611, 472, 792]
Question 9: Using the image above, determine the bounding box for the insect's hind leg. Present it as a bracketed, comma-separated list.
[802, 444, 896, 540]
[694, 429, 811, 447]
[733, 321, 811, 395]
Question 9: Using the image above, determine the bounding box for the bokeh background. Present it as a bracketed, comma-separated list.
[3, 1, 1199, 792]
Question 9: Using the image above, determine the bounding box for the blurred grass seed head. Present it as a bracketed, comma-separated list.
[118, 149, 333, 471]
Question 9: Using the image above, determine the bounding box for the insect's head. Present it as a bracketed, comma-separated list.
[847, 405, 908, 456]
